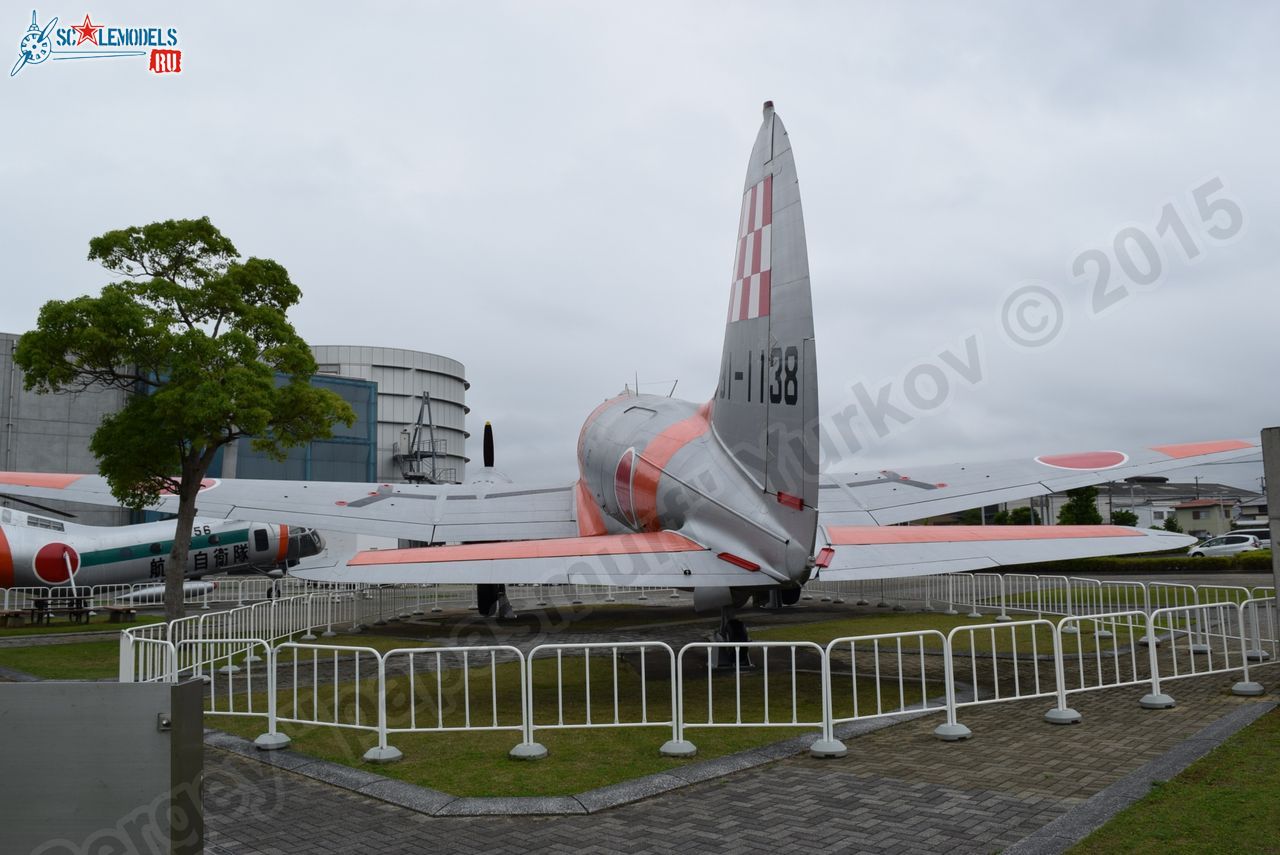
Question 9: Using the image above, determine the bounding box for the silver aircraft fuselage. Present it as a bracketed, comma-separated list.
[576, 393, 817, 593]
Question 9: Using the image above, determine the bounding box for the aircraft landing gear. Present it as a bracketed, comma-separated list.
[753, 586, 802, 610]
[476, 583, 516, 619]
[712, 606, 751, 668]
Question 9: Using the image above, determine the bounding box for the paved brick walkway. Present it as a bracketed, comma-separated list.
[205, 672, 1269, 854]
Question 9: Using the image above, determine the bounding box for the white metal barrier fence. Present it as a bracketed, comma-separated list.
[131, 598, 1276, 763]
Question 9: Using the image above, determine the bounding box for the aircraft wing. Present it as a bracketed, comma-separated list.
[818, 439, 1260, 526]
[815, 524, 1195, 581]
[291, 531, 775, 588]
[0, 472, 580, 543]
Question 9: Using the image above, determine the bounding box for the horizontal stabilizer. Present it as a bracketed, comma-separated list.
[815, 524, 1193, 582]
[819, 438, 1260, 526]
[292, 531, 777, 588]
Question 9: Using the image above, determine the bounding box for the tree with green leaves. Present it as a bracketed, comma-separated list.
[1162, 515, 1183, 533]
[1007, 505, 1041, 525]
[16, 217, 354, 620]
[1057, 487, 1103, 525]
[1110, 509, 1139, 527]
[991, 506, 1043, 525]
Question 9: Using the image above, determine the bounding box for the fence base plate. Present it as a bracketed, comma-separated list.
[254, 732, 291, 751]
[1232, 680, 1264, 696]
[1044, 707, 1081, 725]
[1139, 693, 1175, 710]
[363, 745, 403, 763]
[933, 722, 971, 741]
[809, 738, 848, 758]
[509, 741, 548, 760]
[660, 739, 697, 758]
[994, 614, 1013, 622]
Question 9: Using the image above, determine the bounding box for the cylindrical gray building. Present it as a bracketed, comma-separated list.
[311, 346, 469, 483]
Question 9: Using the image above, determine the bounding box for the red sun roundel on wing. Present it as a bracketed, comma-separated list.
[1035, 451, 1129, 470]
[33, 542, 80, 585]
[160, 478, 220, 496]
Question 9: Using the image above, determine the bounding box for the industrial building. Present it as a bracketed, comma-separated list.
[1, 333, 129, 525]
[0, 334, 467, 526]
[311, 345, 469, 483]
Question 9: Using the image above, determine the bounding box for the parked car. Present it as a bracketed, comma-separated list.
[1229, 528, 1271, 549]
[1187, 533, 1262, 557]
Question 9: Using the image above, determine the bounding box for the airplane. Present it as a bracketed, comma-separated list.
[0, 102, 1259, 641]
[0, 504, 324, 598]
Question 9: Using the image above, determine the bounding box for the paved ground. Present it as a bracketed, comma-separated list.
[204, 672, 1271, 854]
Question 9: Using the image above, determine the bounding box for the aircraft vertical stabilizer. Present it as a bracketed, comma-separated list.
[713, 102, 819, 532]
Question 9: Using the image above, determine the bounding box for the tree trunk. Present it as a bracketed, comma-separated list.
[163, 462, 203, 622]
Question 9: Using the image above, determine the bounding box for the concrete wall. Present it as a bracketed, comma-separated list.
[0, 333, 130, 525]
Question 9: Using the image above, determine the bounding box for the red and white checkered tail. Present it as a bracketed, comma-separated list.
[727, 174, 773, 323]
[712, 103, 819, 538]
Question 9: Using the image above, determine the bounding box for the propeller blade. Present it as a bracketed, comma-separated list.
[483, 421, 495, 468]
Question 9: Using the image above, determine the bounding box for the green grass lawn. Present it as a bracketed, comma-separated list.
[1070, 708, 1280, 854]
[756, 612, 1136, 657]
[0, 639, 120, 680]
[0, 614, 163, 637]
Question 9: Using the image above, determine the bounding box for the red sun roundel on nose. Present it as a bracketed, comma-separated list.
[1035, 451, 1128, 470]
[614, 448, 637, 528]
[33, 542, 80, 585]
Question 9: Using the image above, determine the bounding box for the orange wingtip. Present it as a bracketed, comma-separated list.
[0, 472, 85, 489]
[827, 525, 1144, 546]
[1150, 439, 1255, 459]
[349, 531, 703, 566]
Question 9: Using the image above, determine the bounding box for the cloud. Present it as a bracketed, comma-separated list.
[4, 1, 1275, 489]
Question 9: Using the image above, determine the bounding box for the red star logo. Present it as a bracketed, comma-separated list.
[71, 14, 102, 46]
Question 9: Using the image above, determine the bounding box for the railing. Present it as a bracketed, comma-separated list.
[1046, 610, 1149, 722]
[106, 573, 1278, 763]
[824, 630, 950, 733]
[140, 600, 1274, 764]
[671, 641, 830, 755]
[386, 644, 526, 746]
[523, 641, 676, 758]
[1140, 602, 1250, 708]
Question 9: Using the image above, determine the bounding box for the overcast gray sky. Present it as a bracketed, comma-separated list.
[4, 2, 1275, 491]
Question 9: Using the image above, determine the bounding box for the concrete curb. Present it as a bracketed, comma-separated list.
[1003, 699, 1278, 855]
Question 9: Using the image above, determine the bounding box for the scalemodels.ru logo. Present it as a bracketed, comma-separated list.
[10, 9, 182, 77]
